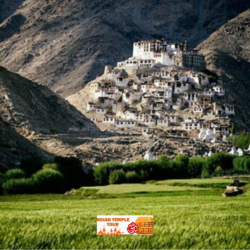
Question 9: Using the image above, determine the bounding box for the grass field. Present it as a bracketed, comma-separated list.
[1, 178, 250, 249]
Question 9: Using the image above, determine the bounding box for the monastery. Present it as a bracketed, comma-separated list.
[85, 39, 234, 143]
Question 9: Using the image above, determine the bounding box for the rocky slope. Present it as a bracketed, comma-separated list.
[0, 65, 101, 167]
[197, 9, 250, 129]
[0, 66, 99, 135]
[0, 117, 52, 170]
[0, 0, 250, 97]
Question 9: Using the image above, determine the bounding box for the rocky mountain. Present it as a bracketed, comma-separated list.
[0, 65, 101, 167]
[0, 0, 250, 97]
[197, 9, 250, 129]
[0, 117, 52, 170]
[0, 66, 98, 135]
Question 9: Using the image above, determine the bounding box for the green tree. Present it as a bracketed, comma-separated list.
[231, 123, 235, 135]
[174, 155, 189, 178]
[4, 169, 26, 181]
[20, 157, 45, 176]
[54, 156, 87, 189]
[32, 169, 64, 193]
[125, 171, 141, 183]
[2, 178, 34, 195]
[205, 152, 234, 176]
[43, 163, 59, 171]
[94, 162, 121, 185]
[188, 157, 205, 177]
[109, 169, 126, 184]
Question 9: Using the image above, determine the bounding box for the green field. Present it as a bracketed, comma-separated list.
[1, 178, 250, 249]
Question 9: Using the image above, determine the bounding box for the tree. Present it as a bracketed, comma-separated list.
[2, 178, 34, 195]
[94, 162, 121, 185]
[205, 152, 234, 175]
[4, 169, 26, 180]
[109, 169, 126, 184]
[54, 156, 85, 189]
[32, 169, 64, 193]
[174, 155, 189, 178]
[231, 123, 235, 135]
[188, 157, 205, 178]
[20, 157, 45, 176]
[43, 163, 59, 171]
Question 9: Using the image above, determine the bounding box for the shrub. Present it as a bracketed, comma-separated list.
[32, 169, 64, 193]
[42, 163, 59, 171]
[109, 169, 126, 184]
[201, 168, 210, 179]
[2, 178, 34, 195]
[125, 171, 141, 183]
[4, 169, 26, 181]
[213, 166, 223, 176]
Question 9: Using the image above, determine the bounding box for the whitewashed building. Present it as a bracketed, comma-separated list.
[86, 102, 96, 112]
[174, 82, 190, 94]
[115, 120, 137, 128]
[224, 104, 235, 115]
[144, 150, 156, 160]
[116, 77, 129, 88]
[102, 116, 116, 124]
[213, 86, 225, 96]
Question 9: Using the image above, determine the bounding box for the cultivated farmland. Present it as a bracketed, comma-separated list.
[0, 178, 250, 249]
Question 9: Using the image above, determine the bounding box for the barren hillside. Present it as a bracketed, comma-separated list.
[0, 117, 52, 169]
[197, 9, 250, 129]
[0, 66, 99, 134]
[0, 0, 249, 97]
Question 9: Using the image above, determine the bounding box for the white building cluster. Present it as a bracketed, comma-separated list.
[117, 39, 185, 69]
[86, 39, 234, 140]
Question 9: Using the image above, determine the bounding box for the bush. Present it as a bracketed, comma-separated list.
[201, 169, 210, 179]
[43, 163, 59, 171]
[213, 166, 223, 176]
[4, 169, 26, 181]
[2, 178, 34, 195]
[32, 169, 64, 193]
[125, 171, 141, 183]
[109, 169, 126, 184]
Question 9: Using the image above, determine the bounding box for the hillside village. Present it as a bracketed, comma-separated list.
[82, 39, 234, 146]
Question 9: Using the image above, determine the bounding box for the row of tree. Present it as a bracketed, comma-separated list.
[94, 152, 241, 185]
[0, 156, 93, 195]
[1, 152, 250, 194]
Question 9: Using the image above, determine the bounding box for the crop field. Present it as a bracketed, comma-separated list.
[84, 178, 234, 193]
[0, 178, 250, 249]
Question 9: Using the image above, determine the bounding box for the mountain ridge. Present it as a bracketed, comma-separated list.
[197, 8, 250, 129]
[0, 0, 250, 97]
